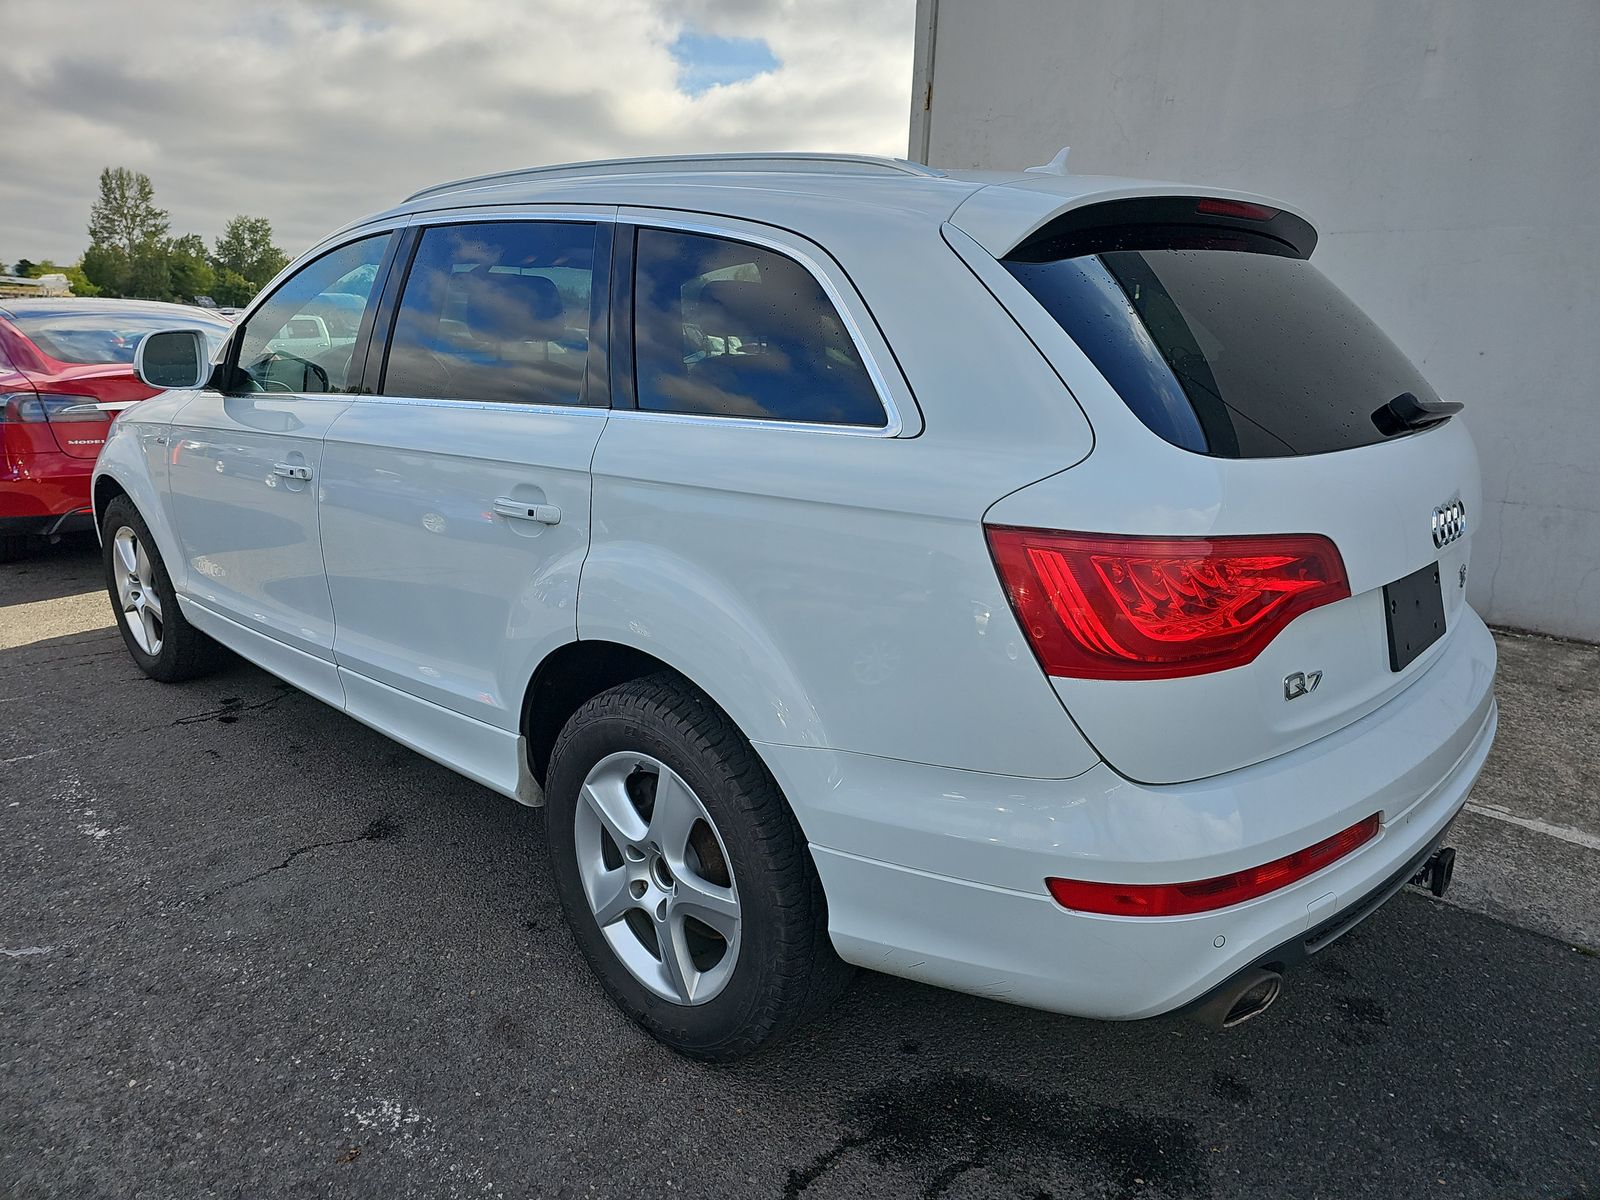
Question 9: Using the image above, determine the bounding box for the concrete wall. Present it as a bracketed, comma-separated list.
[912, 0, 1600, 641]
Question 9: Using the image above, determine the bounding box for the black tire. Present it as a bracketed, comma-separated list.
[101, 495, 230, 682]
[545, 673, 852, 1061]
[0, 534, 34, 564]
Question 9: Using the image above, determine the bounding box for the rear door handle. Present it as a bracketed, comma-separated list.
[493, 497, 562, 525]
[272, 462, 312, 481]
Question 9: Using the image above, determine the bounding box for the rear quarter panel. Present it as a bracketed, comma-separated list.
[583, 212, 1102, 778]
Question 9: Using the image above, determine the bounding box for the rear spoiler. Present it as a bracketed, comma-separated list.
[948, 178, 1318, 261]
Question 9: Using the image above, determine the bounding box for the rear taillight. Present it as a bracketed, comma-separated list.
[0, 392, 108, 423]
[985, 527, 1350, 680]
[1196, 197, 1278, 221]
[1046, 813, 1381, 916]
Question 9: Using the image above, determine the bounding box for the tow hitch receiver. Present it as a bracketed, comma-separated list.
[1410, 846, 1456, 897]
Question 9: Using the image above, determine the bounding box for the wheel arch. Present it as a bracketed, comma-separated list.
[92, 418, 188, 593]
[522, 639, 791, 789]
[520, 638, 824, 832]
[91, 473, 129, 530]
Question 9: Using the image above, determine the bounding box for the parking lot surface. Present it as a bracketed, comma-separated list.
[3, 537, 1597, 1199]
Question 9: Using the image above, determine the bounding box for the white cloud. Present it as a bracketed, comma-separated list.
[1, 0, 914, 264]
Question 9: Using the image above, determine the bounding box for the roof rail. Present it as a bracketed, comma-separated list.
[404, 153, 944, 202]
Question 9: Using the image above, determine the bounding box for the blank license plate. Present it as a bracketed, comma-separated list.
[1384, 562, 1446, 671]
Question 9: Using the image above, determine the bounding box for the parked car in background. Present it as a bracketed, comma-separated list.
[94, 153, 1495, 1059]
[0, 299, 233, 561]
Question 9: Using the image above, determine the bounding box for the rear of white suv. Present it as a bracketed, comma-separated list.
[792, 188, 1493, 1028]
[95, 157, 1494, 1058]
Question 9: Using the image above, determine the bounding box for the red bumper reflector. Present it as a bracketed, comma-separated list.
[1046, 813, 1382, 917]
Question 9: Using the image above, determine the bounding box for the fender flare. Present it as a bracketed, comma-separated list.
[576, 539, 828, 753]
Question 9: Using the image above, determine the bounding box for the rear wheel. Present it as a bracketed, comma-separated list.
[545, 673, 851, 1060]
[101, 496, 229, 682]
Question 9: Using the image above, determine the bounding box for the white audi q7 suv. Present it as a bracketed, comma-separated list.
[94, 153, 1495, 1059]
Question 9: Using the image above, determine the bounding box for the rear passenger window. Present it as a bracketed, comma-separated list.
[632, 229, 884, 427]
[383, 222, 597, 406]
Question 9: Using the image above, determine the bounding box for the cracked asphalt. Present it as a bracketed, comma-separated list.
[3, 537, 1598, 1199]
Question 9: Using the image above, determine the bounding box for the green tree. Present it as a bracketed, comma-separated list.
[81, 243, 131, 297]
[212, 216, 288, 291]
[166, 233, 216, 302]
[210, 268, 257, 308]
[128, 246, 172, 301]
[13, 258, 36, 278]
[87, 168, 170, 258]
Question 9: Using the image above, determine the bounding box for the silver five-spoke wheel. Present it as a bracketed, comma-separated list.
[112, 525, 163, 656]
[574, 751, 741, 1005]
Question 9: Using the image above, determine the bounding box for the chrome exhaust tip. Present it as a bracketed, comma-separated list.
[1191, 967, 1283, 1029]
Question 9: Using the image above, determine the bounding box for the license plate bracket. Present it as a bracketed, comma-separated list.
[1384, 562, 1446, 671]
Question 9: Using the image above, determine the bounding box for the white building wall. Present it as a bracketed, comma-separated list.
[912, 0, 1600, 641]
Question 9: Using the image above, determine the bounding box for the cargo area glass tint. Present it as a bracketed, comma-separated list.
[383, 221, 598, 407]
[1004, 244, 1448, 458]
[631, 228, 885, 427]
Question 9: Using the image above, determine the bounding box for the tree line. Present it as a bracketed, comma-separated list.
[7, 167, 290, 308]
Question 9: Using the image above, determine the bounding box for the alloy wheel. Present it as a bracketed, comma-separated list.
[573, 751, 741, 1005]
[112, 526, 163, 656]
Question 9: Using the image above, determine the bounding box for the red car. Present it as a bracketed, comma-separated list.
[0, 299, 233, 561]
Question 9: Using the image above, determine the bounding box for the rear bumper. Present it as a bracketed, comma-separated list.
[760, 610, 1497, 1019]
[1, 452, 94, 529]
[0, 509, 95, 537]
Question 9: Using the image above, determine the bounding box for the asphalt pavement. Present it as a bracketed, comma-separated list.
[2, 536, 1597, 1199]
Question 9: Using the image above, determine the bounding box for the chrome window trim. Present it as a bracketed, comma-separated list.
[342, 394, 611, 418]
[617, 207, 909, 438]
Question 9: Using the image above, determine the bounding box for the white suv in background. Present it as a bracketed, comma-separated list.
[95, 153, 1495, 1059]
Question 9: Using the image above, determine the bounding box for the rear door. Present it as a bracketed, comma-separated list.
[968, 198, 1483, 783]
[317, 213, 611, 733]
[166, 232, 393, 705]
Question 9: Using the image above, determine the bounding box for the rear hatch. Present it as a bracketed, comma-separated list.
[977, 195, 1481, 784]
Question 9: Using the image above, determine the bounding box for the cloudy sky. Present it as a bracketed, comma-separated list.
[2, 0, 915, 266]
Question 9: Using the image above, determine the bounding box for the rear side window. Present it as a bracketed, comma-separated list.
[1005, 224, 1446, 458]
[632, 229, 884, 427]
[383, 221, 597, 407]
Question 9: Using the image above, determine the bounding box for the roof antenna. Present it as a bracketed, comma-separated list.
[1025, 146, 1071, 176]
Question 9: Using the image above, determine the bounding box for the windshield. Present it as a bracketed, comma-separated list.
[1005, 247, 1446, 458]
[11, 311, 231, 366]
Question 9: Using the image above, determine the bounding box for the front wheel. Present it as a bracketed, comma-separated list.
[101, 496, 229, 682]
[545, 674, 851, 1060]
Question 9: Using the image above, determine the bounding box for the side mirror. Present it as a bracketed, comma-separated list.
[134, 329, 212, 390]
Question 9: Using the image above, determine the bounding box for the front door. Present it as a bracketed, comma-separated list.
[317, 217, 610, 747]
[166, 233, 392, 705]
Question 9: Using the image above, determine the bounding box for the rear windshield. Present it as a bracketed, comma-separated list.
[1004, 245, 1445, 458]
[10, 311, 230, 366]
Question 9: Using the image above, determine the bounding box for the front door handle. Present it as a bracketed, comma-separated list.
[272, 462, 312, 481]
[493, 497, 562, 525]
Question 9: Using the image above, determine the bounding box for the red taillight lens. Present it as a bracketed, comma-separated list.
[1196, 197, 1278, 221]
[1047, 813, 1381, 917]
[985, 527, 1350, 680]
[0, 392, 107, 424]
